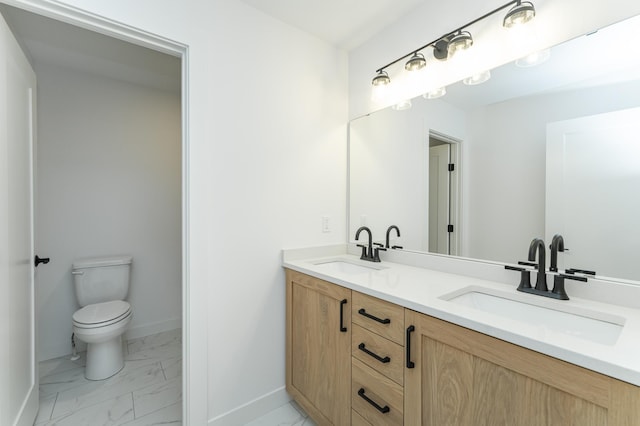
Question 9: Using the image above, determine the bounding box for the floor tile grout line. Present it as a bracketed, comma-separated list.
[130, 391, 136, 420]
[130, 399, 182, 423]
[46, 392, 59, 423]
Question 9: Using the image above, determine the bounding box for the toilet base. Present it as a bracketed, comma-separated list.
[85, 336, 125, 380]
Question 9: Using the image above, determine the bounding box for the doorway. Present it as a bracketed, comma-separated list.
[0, 5, 188, 426]
[428, 131, 460, 256]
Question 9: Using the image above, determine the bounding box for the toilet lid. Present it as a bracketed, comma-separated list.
[73, 300, 131, 327]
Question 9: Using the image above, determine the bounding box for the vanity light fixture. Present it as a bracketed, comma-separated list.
[392, 99, 412, 111]
[371, 70, 391, 86]
[423, 87, 447, 99]
[503, 1, 536, 28]
[515, 48, 550, 67]
[447, 31, 473, 58]
[370, 0, 536, 89]
[463, 70, 491, 85]
[405, 52, 426, 71]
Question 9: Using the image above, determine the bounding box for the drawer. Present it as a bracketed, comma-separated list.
[352, 358, 403, 426]
[352, 409, 373, 426]
[352, 324, 404, 386]
[352, 292, 404, 345]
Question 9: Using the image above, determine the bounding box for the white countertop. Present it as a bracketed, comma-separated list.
[283, 247, 640, 386]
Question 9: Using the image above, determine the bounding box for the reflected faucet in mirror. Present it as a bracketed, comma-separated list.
[549, 234, 566, 272]
[385, 225, 402, 249]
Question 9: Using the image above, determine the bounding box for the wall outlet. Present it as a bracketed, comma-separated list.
[322, 216, 330, 233]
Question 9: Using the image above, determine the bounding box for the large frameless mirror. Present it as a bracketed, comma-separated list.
[349, 13, 640, 283]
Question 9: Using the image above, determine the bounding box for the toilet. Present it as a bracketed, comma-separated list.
[71, 255, 133, 380]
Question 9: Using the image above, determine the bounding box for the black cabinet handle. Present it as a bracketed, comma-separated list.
[358, 308, 390, 324]
[339, 299, 348, 332]
[358, 388, 390, 414]
[358, 343, 390, 364]
[35, 255, 50, 267]
[406, 325, 415, 369]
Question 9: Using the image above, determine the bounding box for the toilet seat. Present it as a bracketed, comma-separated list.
[73, 300, 131, 329]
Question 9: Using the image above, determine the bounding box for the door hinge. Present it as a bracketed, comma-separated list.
[448, 163, 455, 172]
[447, 224, 454, 233]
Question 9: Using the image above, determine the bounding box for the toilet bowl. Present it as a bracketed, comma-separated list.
[73, 300, 132, 380]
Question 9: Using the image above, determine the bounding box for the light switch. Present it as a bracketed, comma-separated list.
[322, 216, 330, 233]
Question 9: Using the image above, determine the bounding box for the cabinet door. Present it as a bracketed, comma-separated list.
[286, 270, 351, 425]
[404, 309, 624, 426]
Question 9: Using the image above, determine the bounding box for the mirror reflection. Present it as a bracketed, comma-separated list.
[349, 14, 640, 282]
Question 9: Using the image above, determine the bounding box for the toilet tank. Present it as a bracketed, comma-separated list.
[72, 255, 133, 307]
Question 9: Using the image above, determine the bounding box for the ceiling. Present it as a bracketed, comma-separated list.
[237, 0, 426, 50]
[0, 4, 181, 93]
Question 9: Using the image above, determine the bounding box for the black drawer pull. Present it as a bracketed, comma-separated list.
[358, 343, 390, 363]
[358, 388, 390, 414]
[339, 299, 348, 332]
[358, 308, 390, 324]
[406, 325, 415, 369]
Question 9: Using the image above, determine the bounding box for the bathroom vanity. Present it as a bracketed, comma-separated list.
[284, 247, 640, 425]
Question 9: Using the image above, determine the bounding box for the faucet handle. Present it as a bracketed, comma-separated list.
[565, 268, 595, 276]
[517, 260, 538, 269]
[551, 273, 588, 300]
[505, 265, 532, 290]
[356, 244, 368, 260]
[373, 248, 385, 262]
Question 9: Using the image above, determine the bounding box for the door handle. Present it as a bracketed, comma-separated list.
[35, 255, 50, 267]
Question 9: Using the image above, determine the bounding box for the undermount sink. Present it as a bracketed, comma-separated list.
[441, 286, 625, 346]
[312, 259, 384, 275]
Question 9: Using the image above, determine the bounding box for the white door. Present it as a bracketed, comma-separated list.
[546, 107, 640, 281]
[0, 12, 38, 426]
[428, 143, 450, 254]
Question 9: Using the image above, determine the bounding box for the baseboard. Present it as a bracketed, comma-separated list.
[124, 317, 182, 341]
[208, 386, 291, 426]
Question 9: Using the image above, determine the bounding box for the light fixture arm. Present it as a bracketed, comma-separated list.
[374, 0, 521, 74]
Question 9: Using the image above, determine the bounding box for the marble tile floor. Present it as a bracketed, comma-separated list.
[36, 328, 182, 426]
[246, 401, 317, 426]
[38, 327, 317, 426]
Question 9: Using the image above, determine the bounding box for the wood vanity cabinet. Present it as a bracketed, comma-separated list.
[286, 270, 640, 425]
[285, 270, 352, 425]
[404, 309, 640, 426]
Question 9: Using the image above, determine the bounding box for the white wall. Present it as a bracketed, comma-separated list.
[35, 63, 182, 361]
[9, 0, 349, 423]
[349, 0, 640, 119]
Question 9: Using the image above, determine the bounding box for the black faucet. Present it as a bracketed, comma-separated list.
[506, 236, 588, 300]
[549, 234, 565, 272]
[385, 225, 401, 249]
[528, 238, 547, 291]
[355, 226, 376, 262]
